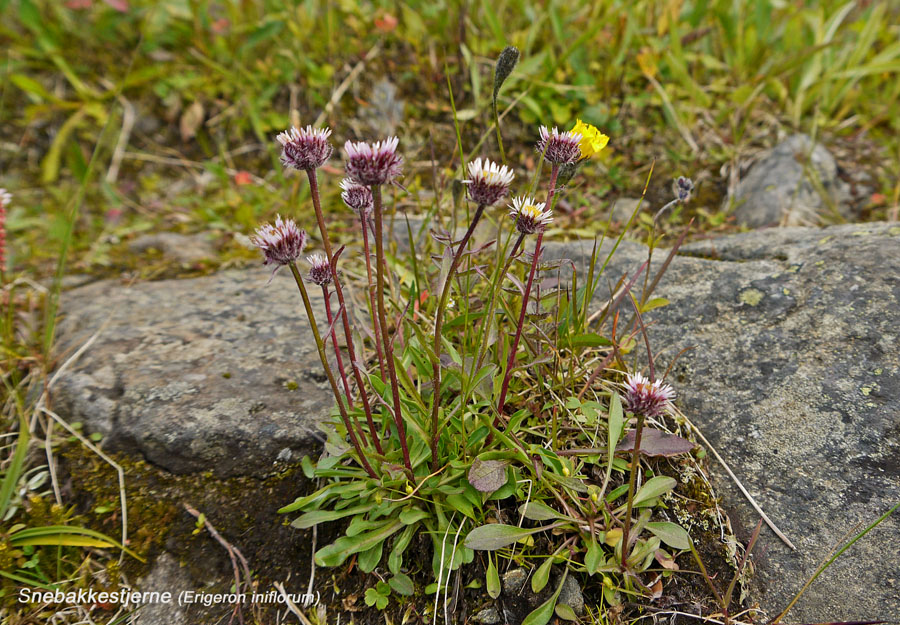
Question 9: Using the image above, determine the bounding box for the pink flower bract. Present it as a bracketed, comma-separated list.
[622, 372, 675, 418]
[344, 137, 403, 186]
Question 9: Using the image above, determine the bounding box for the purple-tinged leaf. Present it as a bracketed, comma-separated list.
[616, 428, 696, 457]
[468, 458, 509, 493]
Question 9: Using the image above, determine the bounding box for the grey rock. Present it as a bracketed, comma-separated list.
[546, 222, 900, 621]
[727, 134, 847, 228]
[556, 574, 584, 615]
[472, 606, 501, 624]
[134, 553, 191, 625]
[501, 568, 527, 595]
[53, 266, 338, 477]
[129, 232, 215, 264]
[610, 197, 642, 223]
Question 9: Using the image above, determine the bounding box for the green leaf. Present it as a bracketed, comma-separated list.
[464, 523, 559, 551]
[291, 503, 373, 529]
[300, 455, 315, 479]
[399, 507, 429, 525]
[388, 525, 415, 575]
[486, 554, 501, 599]
[632, 477, 677, 508]
[531, 556, 553, 593]
[446, 494, 477, 520]
[315, 520, 403, 567]
[389, 573, 414, 596]
[640, 297, 670, 313]
[468, 457, 510, 493]
[358, 541, 384, 573]
[567, 333, 612, 347]
[584, 538, 603, 575]
[521, 569, 567, 625]
[646, 522, 692, 550]
[519, 501, 565, 522]
[555, 603, 578, 621]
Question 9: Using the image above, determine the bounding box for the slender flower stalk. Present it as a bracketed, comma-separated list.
[429, 204, 485, 470]
[0, 189, 10, 279]
[339, 178, 386, 381]
[620, 372, 675, 566]
[288, 262, 378, 479]
[494, 166, 559, 430]
[429, 158, 514, 469]
[322, 286, 354, 408]
[372, 185, 414, 479]
[308, 252, 355, 410]
[305, 168, 383, 455]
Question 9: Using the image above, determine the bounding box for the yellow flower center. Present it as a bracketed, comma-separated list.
[520, 204, 543, 219]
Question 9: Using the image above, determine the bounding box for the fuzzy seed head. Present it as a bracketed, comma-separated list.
[673, 176, 694, 203]
[464, 158, 514, 206]
[0, 189, 10, 209]
[251, 216, 307, 270]
[344, 137, 403, 186]
[536, 126, 583, 165]
[276, 125, 333, 171]
[622, 372, 675, 418]
[509, 195, 553, 235]
[307, 253, 332, 286]
[339, 178, 374, 215]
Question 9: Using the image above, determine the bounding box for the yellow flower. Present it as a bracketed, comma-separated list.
[571, 119, 609, 159]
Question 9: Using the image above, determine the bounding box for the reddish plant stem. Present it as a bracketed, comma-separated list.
[323, 286, 353, 409]
[493, 164, 559, 430]
[359, 207, 387, 381]
[372, 184, 414, 479]
[288, 263, 377, 479]
[429, 203, 486, 471]
[305, 168, 383, 455]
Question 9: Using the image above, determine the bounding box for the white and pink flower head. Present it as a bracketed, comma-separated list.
[306, 253, 332, 287]
[509, 195, 553, 235]
[464, 158, 514, 206]
[277, 125, 333, 171]
[622, 372, 675, 418]
[344, 137, 403, 186]
[536, 126, 583, 165]
[251, 215, 307, 276]
[339, 178, 374, 215]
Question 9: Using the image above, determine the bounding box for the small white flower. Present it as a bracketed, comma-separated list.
[463, 158, 514, 206]
[508, 195, 553, 235]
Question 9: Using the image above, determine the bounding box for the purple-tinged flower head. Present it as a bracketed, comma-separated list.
[622, 372, 675, 418]
[276, 125, 333, 171]
[509, 195, 553, 235]
[464, 158, 515, 206]
[339, 178, 374, 216]
[536, 126, 583, 165]
[673, 176, 694, 203]
[344, 137, 403, 186]
[251, 216, 307, 273]
[307, 253, 332, 287]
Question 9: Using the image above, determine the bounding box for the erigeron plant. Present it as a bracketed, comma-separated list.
[253, 60, 704, 617]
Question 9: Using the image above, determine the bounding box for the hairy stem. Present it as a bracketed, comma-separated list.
[323, 286, 353, 408]
[429, 203, 486, 471]
[621, 412, 646, 567]
[288, 262, 377, 479]
[493, 164, 559, 430]
[305, 168, 383, 455]
[372, 184, 414, 479]
[359, 207, 386, 381]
